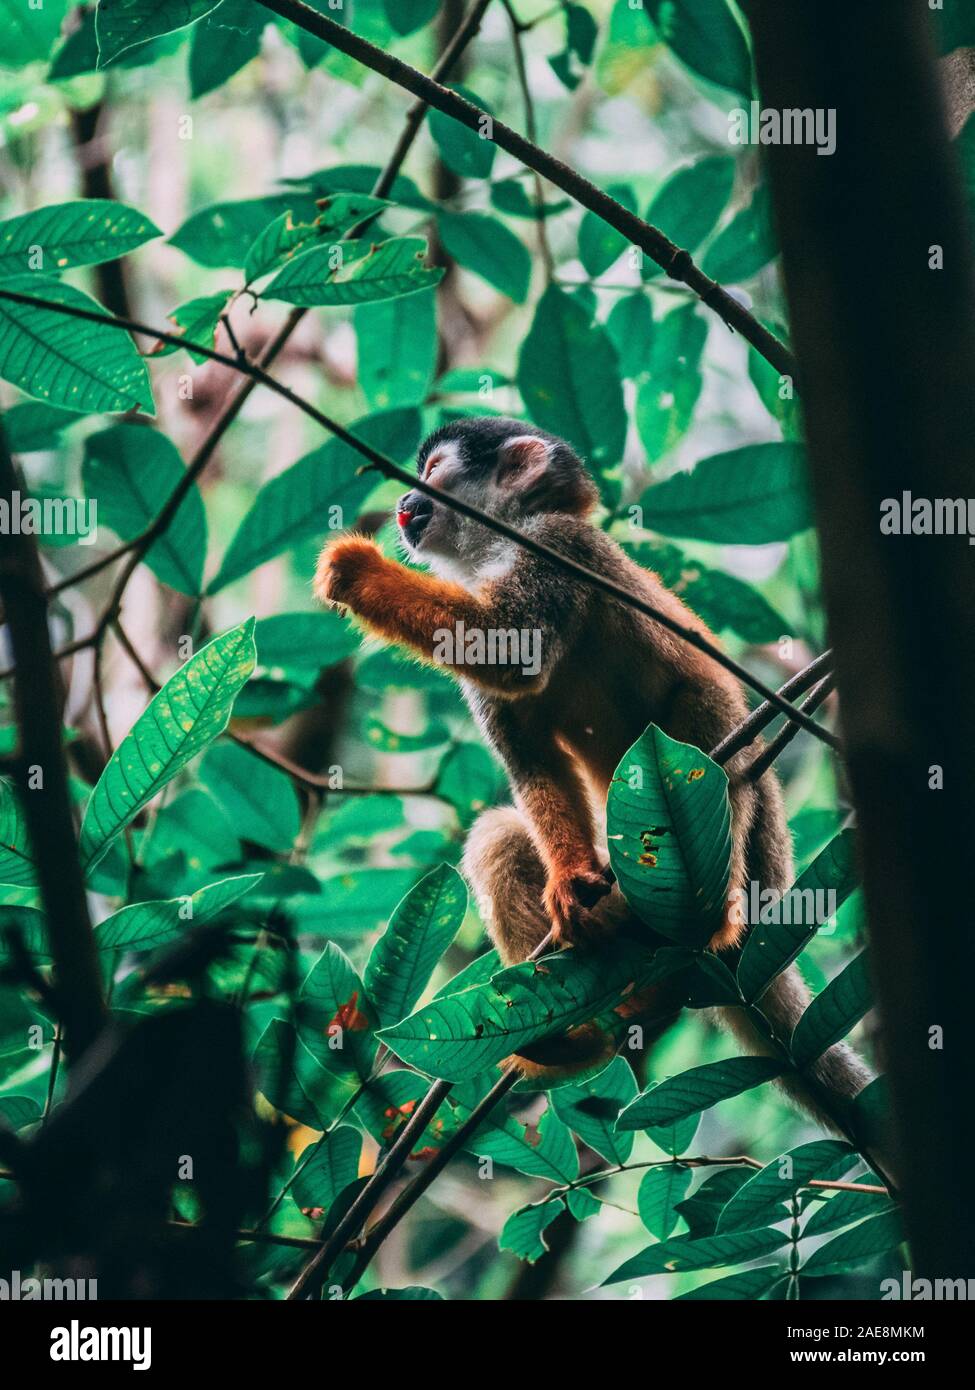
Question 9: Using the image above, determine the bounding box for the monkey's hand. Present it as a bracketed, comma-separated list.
[314, 535, 386, 612]
[544, 868, 615, 947]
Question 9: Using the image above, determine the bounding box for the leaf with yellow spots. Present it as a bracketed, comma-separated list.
[0, 200, 161, 279]
[79, 620, 256, 874]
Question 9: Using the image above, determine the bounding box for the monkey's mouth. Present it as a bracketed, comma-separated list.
[397, 494, 434, 548]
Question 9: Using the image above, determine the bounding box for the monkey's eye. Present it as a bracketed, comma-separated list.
[423, 450, 446, 480]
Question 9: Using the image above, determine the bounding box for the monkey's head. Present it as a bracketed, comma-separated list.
[396, 417, 598, 579]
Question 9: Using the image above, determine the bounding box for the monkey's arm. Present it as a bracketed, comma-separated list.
[315, 536, 565, 696]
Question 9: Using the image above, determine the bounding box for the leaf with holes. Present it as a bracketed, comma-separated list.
[243, 193, 388, 285]
[454, 1085, 579, 1182]
[364, 864, 467, 1026]
[150, 291, 233, 366]
[94, 873, 262, 952]
[78, 620, 256, 873]
[606, 724, 732, 947]
[263, 235, 443, 306]
[0, 200, 160, 278]
[299, 942, 378, 1081]
[0, 276, 152, 415]
[499, 1200, 564, 1262]
[617, 1057, 785, 1131]
[791, 951, 873, 1068]
[737, 829, 859, 1004]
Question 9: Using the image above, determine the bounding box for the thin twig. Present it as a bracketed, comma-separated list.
[501, 0, 554, 280]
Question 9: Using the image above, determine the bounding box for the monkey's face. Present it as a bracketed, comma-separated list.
[397, 417, 597, 580]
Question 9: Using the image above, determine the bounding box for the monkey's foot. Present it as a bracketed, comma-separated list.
[544, 869, 615, 946]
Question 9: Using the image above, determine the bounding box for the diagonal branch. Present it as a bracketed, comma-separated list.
[255, 0, 797, 379]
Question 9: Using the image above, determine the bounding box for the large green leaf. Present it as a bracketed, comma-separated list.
[0, 200, 160, 278]
[188, 0, 265, 98]
[377, 938, 671, 1082]
[0, 0, 70, 68]
[517, 284, 626, 479]
[290, 1125, 362, 1215]
[802, 1184, 895, 1239]
[454, 1085, 578, 1181]
[253, 610, 360, 670]
[617, 1057, 784, 1131]
[0, 784, 35, 886]
[644, 0, 753, 98]
[634, 303, 707, 460]
[243, 193, 388, 285]
[675, 1265, 783, 1300]
[169, 194, 320, 268]
[625, 540, 786, 644]
[790, 951, 873, 1068]
[364, 864, 467, 1027]
[0, 904, 51, 960]
[606, 724, 732, 946]
[438, 211, 531, 303]
[263, 236, 443, 306]
[606, 293, 654, 379]
[208, 407, 419, 592]
[199, 744, 301, 852]
[299, 942, 379, 1081]
[604, 1226, 788, 1285]
[716, 1141, 853, 1233]
[638, 1163, 693, 1239]
[82, 424, 207, 597]
[643, 158, 736, 278]
[578, 183, 637, 277]
[639, 442, 812, 543]
[737, 829, 859, 1003]
[428, 86, 496, 179]
[78, 620, 256, 872]
[499, 1200, 563, 1262]
[94, 873, 262, 951]
[801, 1209, 905, 1278]
[702, 185, 777, 283]
[356, 287, 437, 410]
[383, 0, 440, 36]
[0, 276, 152, 414]
[253, 1018, 358, 1130]
[96, 0, 222, 65]
[550, 1056, 638, 1164]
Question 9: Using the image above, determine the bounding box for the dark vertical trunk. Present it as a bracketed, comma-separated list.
[746, 0, 975, 1276]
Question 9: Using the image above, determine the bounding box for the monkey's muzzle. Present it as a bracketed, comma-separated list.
[396, 491, 433, 547]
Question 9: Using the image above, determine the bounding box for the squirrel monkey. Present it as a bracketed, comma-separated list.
[315, 418, 875, 1137]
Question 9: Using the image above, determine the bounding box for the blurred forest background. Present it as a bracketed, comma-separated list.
[2, 0, 970, 1301]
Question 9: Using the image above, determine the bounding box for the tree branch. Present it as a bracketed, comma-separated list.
[255, 0, 796, 379]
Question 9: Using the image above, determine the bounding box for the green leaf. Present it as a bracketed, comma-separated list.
[642, 158, 736, 278]
[606, 293, 654, 379]
[801, 1209, 904, 1278]
[150, 291, 233, 365]
[188, 0, 264, 98]
[0, 0, 70, 68]
[675, 1166, 750, 1237]
[0, 783, 35, 886]
[790, 951, 873, 1068]
[169, 194, 320, 268]
[291, 1125, 362, 1214]
[626, 540, 787, 643]
[0, 1095, 42, 1130]
[517, 284, 626, 479]
[364, 864, 467, 1026]
[243, 193, 388, 285]
[606, 724, 732, 947]
[435, 742, 504, 829]
[208, 407, 420, 592]
[433, 948, 500, 998]
[428, 86, 495, 179]
[490, 179, 570, 220]
[0, 275, 153, 414]
[701, 185, 776, 283]
[455, 1086, 578, 1181]
[79, 620, 256, 873]
[639, 1163, 693, 1238]
[645, 0, 753, 98]
[355, 1069, 454, 1155]
[499, 1200, 563, 1262]
[737, 829, 859, 1003]
[437, 210, 531, 303]
[82, 425, 207, 597]
[578, 183, 637, 277]
[96, 0, 223, 65]
[604, 1226, 788, 1285]
[617, 1057, 784, 1131]
[716, 1141, 853, 1233]
[634, 303, 707, 460]
[1, 401, 78, 453]
[378, 938, 671, 1082]
[802, 1185, 895, 1240]
[94, 873, 262, 952]
[299, 942, 378, 1081]
[143, 787, 239, 871]
[253, 1018, 357, 1130]
[254, 611, 359, 670]
[675, 1265, 783, 1300]
[0, 200, 160, 278]
[639, 442, 812, 543]
[550, 1056, 638, 1164]
[264, 235, 443, 307]
[356, 286, 437, 410]
[383, 0, 440, 36]
[199, 743, 301, 852]
[0, 904, 51, 960]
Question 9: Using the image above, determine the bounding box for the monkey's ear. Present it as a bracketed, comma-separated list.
[496, 434, 550, 491]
